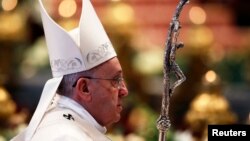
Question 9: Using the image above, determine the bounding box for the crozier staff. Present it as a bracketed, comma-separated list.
[157, 0, 188, 141]
[11, 0, 128, 140]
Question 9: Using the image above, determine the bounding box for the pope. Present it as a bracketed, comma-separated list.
[11, 0, 129, 140]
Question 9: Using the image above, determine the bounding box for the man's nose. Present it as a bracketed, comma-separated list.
[119, 81, 128, 97]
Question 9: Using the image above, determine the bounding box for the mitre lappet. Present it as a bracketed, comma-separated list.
[11, 0, 116, 140]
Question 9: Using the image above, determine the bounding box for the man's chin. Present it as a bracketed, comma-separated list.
[106, 116, 120, 127]
[112, 114, 121, 124]
[115, 114, 121, 122]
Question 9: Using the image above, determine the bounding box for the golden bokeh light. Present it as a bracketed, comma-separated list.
[209, 43, 225, 63]
[0, 87, 9, 102]
[0, 87, 16, 118]
[58, 19, 79, 31]
[189, 6, 206, 25]
[205, 70, 217, 83]
[110, 0, 121, 2]
[190, 92, 230, 118]
[189, 93, 230, 116]
[0, 12, 26, 39]
[192, 92, 210, 112]
[133, 50, 163, 75]
[1, 0, 18, 11]
[188, 26, 214, 47]
[58, 0, 77, 18]
[106, 3, 134, 25]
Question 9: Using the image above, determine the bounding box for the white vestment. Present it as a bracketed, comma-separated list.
[13, 95, 111, 141]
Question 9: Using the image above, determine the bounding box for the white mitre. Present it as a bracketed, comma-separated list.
[11, 0, 116, 140]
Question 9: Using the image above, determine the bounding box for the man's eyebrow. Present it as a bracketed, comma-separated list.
[113, 70, 123, 77]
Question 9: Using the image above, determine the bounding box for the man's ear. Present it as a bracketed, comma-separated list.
[75, 78, 91, 102]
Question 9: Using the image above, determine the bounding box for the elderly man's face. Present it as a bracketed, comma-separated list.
[87, 57, 128, 127]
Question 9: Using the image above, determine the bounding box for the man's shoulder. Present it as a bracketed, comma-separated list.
[32, 129, 92, 141]
[38, 108, 85, 130]
[32, 109, 93, 140]
[32, 108, 111, 141]
[33, 122, 92, 141]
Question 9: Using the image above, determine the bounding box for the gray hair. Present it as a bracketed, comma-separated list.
[57, 68, 96, 97]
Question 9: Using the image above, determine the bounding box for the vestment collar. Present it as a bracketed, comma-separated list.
[54, 94, 107, 133]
